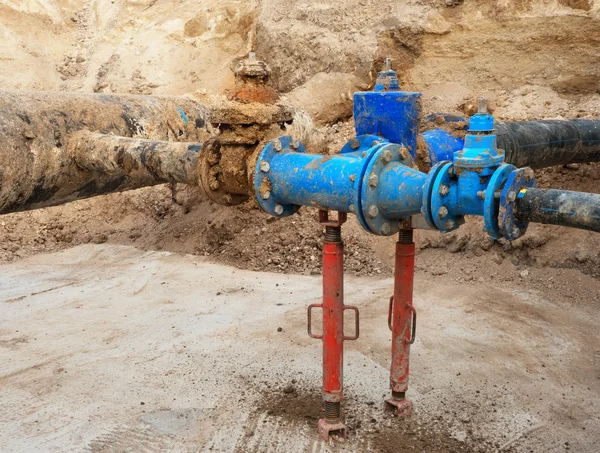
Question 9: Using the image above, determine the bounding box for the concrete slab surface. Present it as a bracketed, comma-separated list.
[0, 245, 598, 452]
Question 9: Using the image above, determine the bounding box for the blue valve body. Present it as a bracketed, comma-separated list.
[253, 81, 536, 240]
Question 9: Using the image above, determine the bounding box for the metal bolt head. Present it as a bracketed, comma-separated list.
[384, 57, 392, 72]
[478, 97, 488, 115]
[381, 223, 391, 235]
[438, 184, 449, 196]
[362, 152, 367, 158]
[261, 190, 271, 200]
[438, 206, 449, 219]
[260, 161, 270, 172]
[512, 227, 521, 238]
[349, 205, 356, 213]
[350, 138, 360, 149]
[368, 205, 379, 218]
[524, 168, 535, 182]
[368, 173, 379, 187]
[445, 219, 456, 231]
[274, 204, 284, 215]
[508, 191, 516, 202]
[382, 149, 393, 163]
[399, 146, 410, 160]
[273, 140, 283, 151]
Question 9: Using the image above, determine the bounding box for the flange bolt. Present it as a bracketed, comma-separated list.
[368, 174, 379, 187]
[260, 161, 270, 172]
[368, 205, 379, 218]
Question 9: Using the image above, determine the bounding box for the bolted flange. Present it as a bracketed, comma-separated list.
[499, 167, 535, 240]
[359, 143, 414, 236]
[423, 161, 462, 233]
[483, 163, 516, 239]
[198, 138, 249, 206]
[253, 136, 306, 217]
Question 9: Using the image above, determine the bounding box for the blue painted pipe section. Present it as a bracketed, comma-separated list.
[422, 128, 464, 166]
[455, 170, 485, 216]
[377, 164, 427, 220]
[255, 135, 428, 236]
[268, 151, 364, 213]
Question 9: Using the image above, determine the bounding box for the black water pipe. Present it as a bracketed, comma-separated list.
[516, 188, 600, 233]
[496, 119, 600, 169]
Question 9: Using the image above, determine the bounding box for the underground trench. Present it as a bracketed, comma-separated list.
[1, 62, 600, 442]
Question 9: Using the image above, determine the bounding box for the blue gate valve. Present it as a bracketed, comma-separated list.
[422, 99, 535, 240]
[252, 77, 537, 242]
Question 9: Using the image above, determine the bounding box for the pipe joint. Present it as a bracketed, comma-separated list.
[252, 134, 427, 236]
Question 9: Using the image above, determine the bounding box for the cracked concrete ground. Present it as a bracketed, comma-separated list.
[0, 244, 598, 452]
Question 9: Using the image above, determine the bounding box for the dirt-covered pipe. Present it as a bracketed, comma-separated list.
[0, 89, 211, 214]
[516, 188, 600, 233]
[69, 132, 214, 186]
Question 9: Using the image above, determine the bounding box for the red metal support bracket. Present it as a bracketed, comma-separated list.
[307, 210, 359, 441]
[318, 210, 347, 227]
[385, 221, 416, 416]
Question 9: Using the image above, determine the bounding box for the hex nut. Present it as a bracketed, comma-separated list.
[274, 204, 284, 215]
[274, 140, 283, 151]
[382, 149, 393, 163]
[399, 146, 410, 160]
[381, 223, 391, 234]
[438, 206, 449, 219]
[368, 173, 379, 187]
[261, 190, 271, 200]
[368, 205, 379, 218]
[439, 184, 449, 196]
[445, 219, 456, 230]
[350, 138, 360, 149]
[260, 161, 270, 173]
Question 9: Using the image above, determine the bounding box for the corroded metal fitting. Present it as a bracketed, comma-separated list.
[234, 52, 271, 81]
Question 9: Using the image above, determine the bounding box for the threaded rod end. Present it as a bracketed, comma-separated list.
[325, 226, 342, 243]
[398, 228, 413, 245]
[324, 401, 341, 422]
[392, 391, 406, 401]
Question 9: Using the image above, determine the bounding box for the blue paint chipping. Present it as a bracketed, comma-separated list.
[176, 107, 188, 124]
